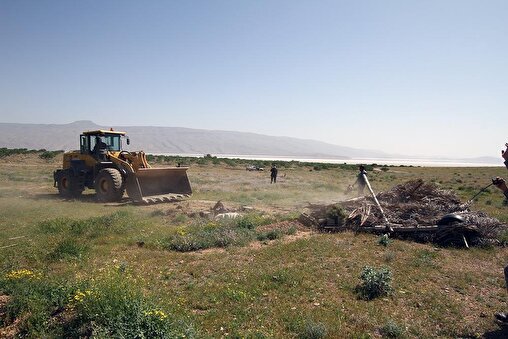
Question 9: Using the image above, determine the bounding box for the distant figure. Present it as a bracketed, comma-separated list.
[270, 164, 278, 184]
[351, 165, 367, 196]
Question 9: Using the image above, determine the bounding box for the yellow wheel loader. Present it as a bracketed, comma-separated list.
[53, 129, 192, 203]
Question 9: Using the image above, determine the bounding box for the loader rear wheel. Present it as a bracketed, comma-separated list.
[57, 170, 83, 198]
[94, 168, 125, 202]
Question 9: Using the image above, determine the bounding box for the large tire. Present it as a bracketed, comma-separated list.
[94, 168, 125, 202]
[57, 170, 83, 198]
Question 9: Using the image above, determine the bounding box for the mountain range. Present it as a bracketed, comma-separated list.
[0, 121, 499, 164]
[0, 120, 389, 159]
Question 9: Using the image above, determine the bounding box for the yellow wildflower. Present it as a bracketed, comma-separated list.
[72, 289, 93, 303]
[145, 309, 168, 320]
[5, 269, 41, 280]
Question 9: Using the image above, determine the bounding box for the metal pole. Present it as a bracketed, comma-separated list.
[466, 182, 493, 205]
[362, 173, 390, 225]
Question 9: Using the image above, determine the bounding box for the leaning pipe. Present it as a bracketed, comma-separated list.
[362, 173, 392, 230]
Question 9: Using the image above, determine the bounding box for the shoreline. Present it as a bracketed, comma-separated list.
[152, 153, 502, 168]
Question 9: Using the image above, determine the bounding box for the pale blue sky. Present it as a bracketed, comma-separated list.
[0, 1, 506, 158]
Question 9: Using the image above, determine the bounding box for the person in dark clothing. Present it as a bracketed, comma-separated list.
[270, 164, 278, 184]
[352, 165, 368, 195]
[494, 143, 508, 323]
[93, 136, 108, 161]
[493, 143, 508, 200]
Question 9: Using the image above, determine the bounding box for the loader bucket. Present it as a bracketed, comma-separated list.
[126, 167, 192, 204]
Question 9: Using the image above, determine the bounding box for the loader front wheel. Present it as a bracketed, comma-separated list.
[95, 168, 125, 202]
[57, 170, 83, 198]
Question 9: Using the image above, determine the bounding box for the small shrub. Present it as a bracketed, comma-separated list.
[237, 214, 273, 229]
[163, 221, 255, 252]
[164, 232, 210, 252]
[412, 250, 438, 268]
[325, 205, 347, 226]
[267, 229, 282, 240]
[257, 229, 282, 241]
[257, 233, 268, 241]
[381, 320, 405, 338]
[237, 217, 256, 230]
[378, 234, 391, 247]
[298, 320, 327, 339]
[39, 150, 62, 159]
[286, 226, 297, 235]
[48, 238, 88, 261]
[356, 266, 393, 300]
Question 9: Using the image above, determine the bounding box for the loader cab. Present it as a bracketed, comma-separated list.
[80, 130, 126, 157]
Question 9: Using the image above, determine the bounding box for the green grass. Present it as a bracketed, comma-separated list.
[0, 267, 195, 338]
[69, 268, 195, 338]
[0, 153, 507, 337]
[0, 270, 72, 337]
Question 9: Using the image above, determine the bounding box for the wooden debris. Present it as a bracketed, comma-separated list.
[298, 213, 318, 228]
[305, 180, 507, 247]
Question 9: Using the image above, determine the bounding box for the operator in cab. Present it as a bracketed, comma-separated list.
[93, 136, 108, 161]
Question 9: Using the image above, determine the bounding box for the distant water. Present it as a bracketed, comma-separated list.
[156, 153, 502, 167]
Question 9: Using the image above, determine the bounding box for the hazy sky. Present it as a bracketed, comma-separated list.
[0, 1, 506, 158]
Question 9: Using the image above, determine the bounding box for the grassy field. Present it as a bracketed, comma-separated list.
[1, 153, 508, 338]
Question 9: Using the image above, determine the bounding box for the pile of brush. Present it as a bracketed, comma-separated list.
[303, 179, 507, 247]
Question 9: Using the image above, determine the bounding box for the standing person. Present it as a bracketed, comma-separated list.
[493, 143, 508, 200]
[351, 165, 368, 195]
[270, 164, 278, 184]
[494, 143, 508, 323]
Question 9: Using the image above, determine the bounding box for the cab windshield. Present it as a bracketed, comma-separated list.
[90, 134, 122, 152]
